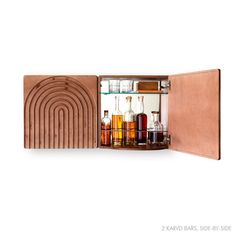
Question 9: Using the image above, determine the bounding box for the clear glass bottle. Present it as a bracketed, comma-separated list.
[101, 110, 111, 146]
[123, 96, 136, 146]
[136, 96, 147, 145]
[148, 111, 164, 144]
[112, 96, 123, 146]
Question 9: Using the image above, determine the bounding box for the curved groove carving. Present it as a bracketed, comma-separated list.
[39, 92, 82, 148]
[24, 76, 97, 148]
[46, 100, 74, 148]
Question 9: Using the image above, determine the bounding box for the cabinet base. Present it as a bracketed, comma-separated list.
[99, 144, 168, 150]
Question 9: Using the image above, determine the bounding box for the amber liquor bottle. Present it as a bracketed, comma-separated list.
[101, 110, 111, 146]
[123, 96, 136, 146]
[136, 96, 147, 145]
[112, 96, 123, 146]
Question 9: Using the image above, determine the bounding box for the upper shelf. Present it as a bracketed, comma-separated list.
[100, 91, 168, 95]
[99, 78, 170, 95]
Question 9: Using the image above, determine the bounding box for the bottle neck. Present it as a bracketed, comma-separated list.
[138, 96, 144, 113]
[152, 113, 162, 130]
[138, 100, 144, 113]
[152, 113, 159, 129]
[152, 113, 159, 123]
[124, 97, 134, 122]
[115, 97, 120, 112]
[125, 96, 133, 112]
[126, 100, 132, 111]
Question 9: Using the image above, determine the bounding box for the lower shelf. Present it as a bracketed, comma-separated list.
[99, 143, 168, 150]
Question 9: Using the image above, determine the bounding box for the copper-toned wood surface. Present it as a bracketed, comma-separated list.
[168, 69, 220, 159]
[24, 75, 98, 149]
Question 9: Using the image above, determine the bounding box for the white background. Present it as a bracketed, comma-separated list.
[0, 0, 235, 235]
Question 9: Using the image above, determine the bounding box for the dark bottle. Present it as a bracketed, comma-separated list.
[101, 110, 111, 146]
[148, 111, 164, 144]
[136, 96, 147, 145]
[148, 130, 164, 144]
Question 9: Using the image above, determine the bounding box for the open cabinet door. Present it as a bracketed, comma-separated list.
[24, 75, 98, 149]
[168, 69, 220, 159]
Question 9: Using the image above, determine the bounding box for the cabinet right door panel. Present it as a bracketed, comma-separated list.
[168, 69, 220, 159]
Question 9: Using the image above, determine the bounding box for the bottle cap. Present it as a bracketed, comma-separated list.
[126, 96, 132, 102]
[138, 96, 144, 102]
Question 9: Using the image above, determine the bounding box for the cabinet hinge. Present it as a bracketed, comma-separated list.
[161, 80, 171, 91]
[165, 134, 171, 145]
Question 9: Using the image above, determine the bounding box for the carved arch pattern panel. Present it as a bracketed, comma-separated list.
[24, 75, 98, 148]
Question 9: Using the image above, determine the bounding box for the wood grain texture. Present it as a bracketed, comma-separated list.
[24, 75, 98, 149]
[168, 69, 220, 159]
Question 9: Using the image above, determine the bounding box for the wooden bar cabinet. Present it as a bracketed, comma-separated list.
[24, 69, 220, 160]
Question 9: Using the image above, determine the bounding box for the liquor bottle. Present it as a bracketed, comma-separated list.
[136, 96, 147, 145]
[123, 96, 136, 146]
[148, 111, 164, 144]
[101, 110, 111, 146]
[112, 96, 123, 146]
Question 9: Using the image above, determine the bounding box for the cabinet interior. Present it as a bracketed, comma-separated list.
[98, 75, 169, 150]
